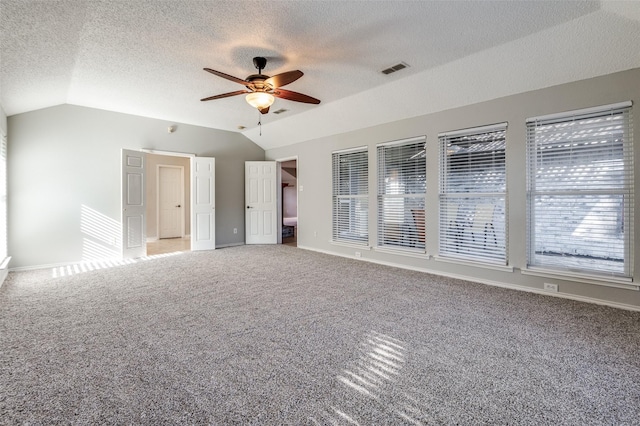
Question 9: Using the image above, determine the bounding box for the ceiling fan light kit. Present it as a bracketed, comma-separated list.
[245, 92, 275, 110]
[201, 56, 320, 116]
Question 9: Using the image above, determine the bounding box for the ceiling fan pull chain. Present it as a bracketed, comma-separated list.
[258, 112, 262, 136]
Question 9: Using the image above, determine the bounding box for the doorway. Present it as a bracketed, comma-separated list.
[279, 159, 298, 247]
[122, 149, 215, 259]
[146, 153, 191, 255]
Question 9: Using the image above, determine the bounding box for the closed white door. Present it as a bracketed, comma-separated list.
[245, 161, 277, 244]
[158, 165, 184, 239]
[121, 149, 147, 259]
[191, 157, 216, 251]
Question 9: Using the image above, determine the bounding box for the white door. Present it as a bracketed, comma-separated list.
[158, 165, 184, 239]
[245, 161, 277, 244]
[191, 157, 216, 251]
[122, 149, 146, 258]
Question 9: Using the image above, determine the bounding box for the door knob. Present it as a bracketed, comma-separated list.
[176, 204, 181, 208]
[247, 205, 254, 209]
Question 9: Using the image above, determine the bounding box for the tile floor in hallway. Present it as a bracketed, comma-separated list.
[147, 237, 191, 256]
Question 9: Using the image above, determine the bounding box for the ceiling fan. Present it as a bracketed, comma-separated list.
[200, 56, 321, 114]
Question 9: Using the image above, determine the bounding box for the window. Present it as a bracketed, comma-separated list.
[526, 102, 633, 278]
[332, 147, 368, 245]
[439, 123, 507, 264]
[377, 137, 426, 251]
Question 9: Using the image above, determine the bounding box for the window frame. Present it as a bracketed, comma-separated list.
[525, 101, 634, 280]
[332, 146, 369, 246]
[438, 122, 508, 265]
[376, 136, 427, 253]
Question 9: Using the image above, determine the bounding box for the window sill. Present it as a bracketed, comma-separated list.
[374, 246, 429, 259]
[0, 256, 10, 270]
[0, 256, 10, 289]
[330, 240, 371, 250]
[521, 267, 637, 291]
[434, 255, 514, 273]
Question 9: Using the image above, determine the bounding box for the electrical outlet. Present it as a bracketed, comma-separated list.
[544, 283, 559, 292]
[233, 228, 237, 234]
[355, 251, 362, 258]
[299, 185, 304, 191]
[314, 231, 317, 237]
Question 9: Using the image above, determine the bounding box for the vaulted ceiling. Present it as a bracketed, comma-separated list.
[2, 1, 639, 150]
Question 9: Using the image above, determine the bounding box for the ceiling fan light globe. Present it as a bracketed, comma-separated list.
[246, 92, 275, 109]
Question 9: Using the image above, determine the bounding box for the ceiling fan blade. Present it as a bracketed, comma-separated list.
[258, 106, 270, 114]
[273, 88, 321, 104]
[200, 90, 249, 101]
[264, 70, 303, 88]
[203, 68, 248, 85]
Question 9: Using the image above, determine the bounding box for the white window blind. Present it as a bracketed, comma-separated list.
[332, 147, 369, 245]
[526, 102, 633, 278]
[439, 123, 507, 264]
[377, 137, 426, 251]
[0, 132, 6, 262]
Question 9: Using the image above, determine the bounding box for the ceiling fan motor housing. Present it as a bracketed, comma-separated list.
[253, 56, 267, 72]
[246, 74, 269, 91]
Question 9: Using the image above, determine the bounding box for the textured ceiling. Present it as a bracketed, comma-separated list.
[1, 1, 640, 150]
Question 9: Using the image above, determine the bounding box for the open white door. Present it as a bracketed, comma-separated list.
[245, 161, 277, 244]
[121, 149, 146, 259]
[191, 157, 216, 251]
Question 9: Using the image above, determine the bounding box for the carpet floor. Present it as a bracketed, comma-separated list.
[1, 245, 639, 425]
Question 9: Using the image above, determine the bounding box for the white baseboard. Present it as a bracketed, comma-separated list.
[9, 240, 230, 272]
[9, 258, 128, 273]
[216, 242, 245, 249]
[147, 236, 191, 243]
[11, 261, 79, 272]
[297, 245, 640, 312]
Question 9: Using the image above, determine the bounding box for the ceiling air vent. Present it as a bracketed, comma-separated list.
[273, 108, 289, 115]
[381, 62, 410, 75]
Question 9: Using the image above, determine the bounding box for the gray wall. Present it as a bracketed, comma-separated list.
[266, 68, 640, 309]
[8, 104, 264, 268]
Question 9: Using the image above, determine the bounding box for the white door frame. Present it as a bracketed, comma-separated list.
[157, 164, 185, 239]
[140, 148, 215, 250]
[276, 156, 298, 245]
[140, 148, 196, 250]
